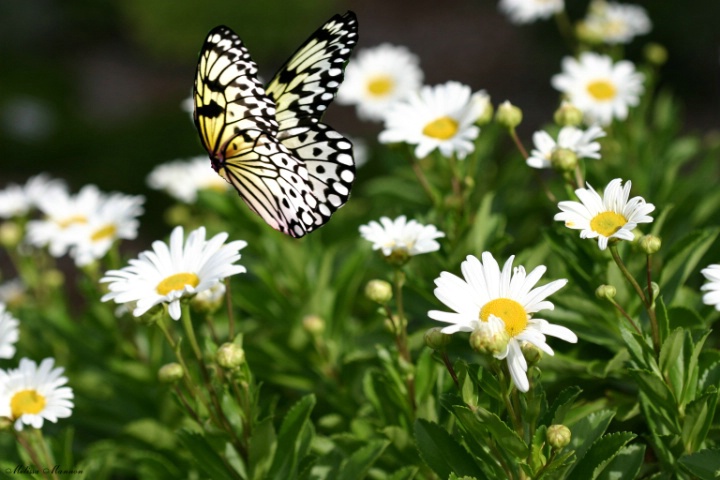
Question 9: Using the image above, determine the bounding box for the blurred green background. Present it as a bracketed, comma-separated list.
[0, 0, 718, 241]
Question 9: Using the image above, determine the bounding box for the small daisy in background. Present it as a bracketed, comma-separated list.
[337, 44, 424, 122]
[579, 0, 651, 45]
[0, 357, 74, 430]
[379, 81, 488, 160]
[147, 156, 229, 203]
[0, 304, 20, 359]
[499, 0, 564, 25]
[23, 174, 68, 210]
[700, 265, 720, 311]
[26, 184, 105, 257]
[100, 226, 247, 321]
[555, 178, 655, 250]
[428, 252, 576, 392]
[0, 279, 26, 308]
[69, 193, 145, 267]
[360, 215, 444, 264]
[552, 52, 644, 126]
[0, 183, 30, 219]
[526, 125, 605, 169]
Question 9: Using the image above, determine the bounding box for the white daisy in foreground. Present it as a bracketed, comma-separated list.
[527, 125, 605, 169]
[428, 253, 576, 392]
[147, 156, 229, 203]
[499, 0, 564, 24]
[379, 81, 487, 160]
[555, 178, 655, 250]
[552, 52, 644, 125]
[0, 304, 19, 359]
[100, 226, 247, 320]
[70, 193, 145, 267]
[26, 185, 105, 257]
[701, 265, 720, 311]
[580, 0, 651, 45]
[337, 44, 423, 122]
[0, 357, 74, 431]
[360, 216, 444, 261]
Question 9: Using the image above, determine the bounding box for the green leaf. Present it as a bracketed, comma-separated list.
[678, 449, 720, 480]
[567, 410, 615, 467]
[541, 386, 582, 427]
[656, 297, 670, 345]
[414, 419, 484, 479]
[267, 394, 316, 480]
[659, 328, 686, 403]
[337, 440, 390, 480]
[249, 417, 277, 480]
[683, 330, 712, 407]
[569, 432, 636, 480]
[450, 407, 508, 479]
[387, 466, 419, 480]
[681, 389, 718, 454]
[177, 430, 240, 480]
[628, 369, 678, 423]
[596, 444, 646, 480]
[699, 361, 720, 393]
[530, 425, 548, 474]
[455, 405, 528, 457]
[660, 227, 720, 304]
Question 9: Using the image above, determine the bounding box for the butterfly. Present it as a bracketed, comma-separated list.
[193, 11, 358, 237]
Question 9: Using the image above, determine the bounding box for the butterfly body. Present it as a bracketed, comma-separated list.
[193, 13, 358, 237]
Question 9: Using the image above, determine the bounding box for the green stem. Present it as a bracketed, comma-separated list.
[509, 128, 529, 159]
[225, 277, 235, 340]
[440, 351, 460, 390]
[608, 298, 643, 336]
[393, 269, 416, 414]
[408, 156, 438, 206]
[181, 303, 203, 361]
[609, 245, 647, 304]
[15, 430, 50, 480]
[32, 429, 58, 480]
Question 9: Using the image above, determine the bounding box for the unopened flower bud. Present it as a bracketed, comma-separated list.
[424, 327, 452, 351]
[644, 43, 668, 66]
[44, 269, 65, 289]
[302, 314, 325, 335]
[158, 363, 184, 383]
[0, 222, 22, 248]
[638, 234, 661, 255]
[550, 148, 578, 172]
[554, 101, 584, 127]
[547, 424, 572, 450]
[474, 93, 494, 126]
[495, 101, 523, 129]
[470, 325, 509, 356]
[384, 249, 411, 267]
[595, 284, 617, 300]
[575, 22, 603, 45]
[521, 342, 542, 366]
[365, 279, 393, 304]
[191, 283, 226, 314]
[165, 204, 191, 225]
[216, 343, 245, 370]
[385, 315, 406, 333]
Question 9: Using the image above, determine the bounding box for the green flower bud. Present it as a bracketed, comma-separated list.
[216, 343, 246, 370]
[474, 94, 494, 126]
[495, 101, 523, 129]
[638, 234, 661, 255]
[470, 325, 509, 356]
[302, 314, 325, 335]
[547, 424, 572, 450]
[550, 148, 578, 172]
[554, 101, 584, 127]
[521, 341, 543, 366]
[44, 269, 65, 289]
[365, 279, 393, 304]
[165, 204, 191, 225]
[385, 314, 406, 333]
[0, 222, 22, 249]
[644, 43, 668, 66]
[575, 22, 604, 45]
[595, 284, 617, 300]
[158, 363, 184, 383]
[424, 327, 452, 351]
[384, 249, 411, 267]
[191, 283, 226, 314]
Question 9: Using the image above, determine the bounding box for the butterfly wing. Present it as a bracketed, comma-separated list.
[194, 26, 322, 237]
[265, 12, 359, 221]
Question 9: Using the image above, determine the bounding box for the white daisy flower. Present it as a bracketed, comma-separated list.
[551, 52, 644, 126]
[580, 1, 651, 45]
[0, 183, 30, 219]
[23, 174, 68, 209]
[701, 265, 720, 311]
[527, 125, 605, 169]
[428, 252, 576, 392]
[26, 185, 105, 257]
[554, 178, 655, 250]
[379, 81, 486, 160]
[70, 193, 145, 267]
[499, 0, 565, 24]
[337, 44, 423, 122]
[0, 357, 74, 431]
[147, 156, 229, 203]
[360, 215, 444, 259]
[0, 304, 19, 359]
[100, 226, 247, 320]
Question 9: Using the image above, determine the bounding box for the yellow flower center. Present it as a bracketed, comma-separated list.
[422, 116, 459, 140]
[56, 215, 88, 229]
[10, 389, 46, 419]
[367, 75, 394, 96]
[480, 298, 528, 337]
[156, 273, 200, 296]
[586, 80, 617, 101]
[590, 211, 627, 237]
[91, 224, 117, 242]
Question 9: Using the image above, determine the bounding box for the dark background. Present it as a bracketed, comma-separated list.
[1, 0, 718, 235]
